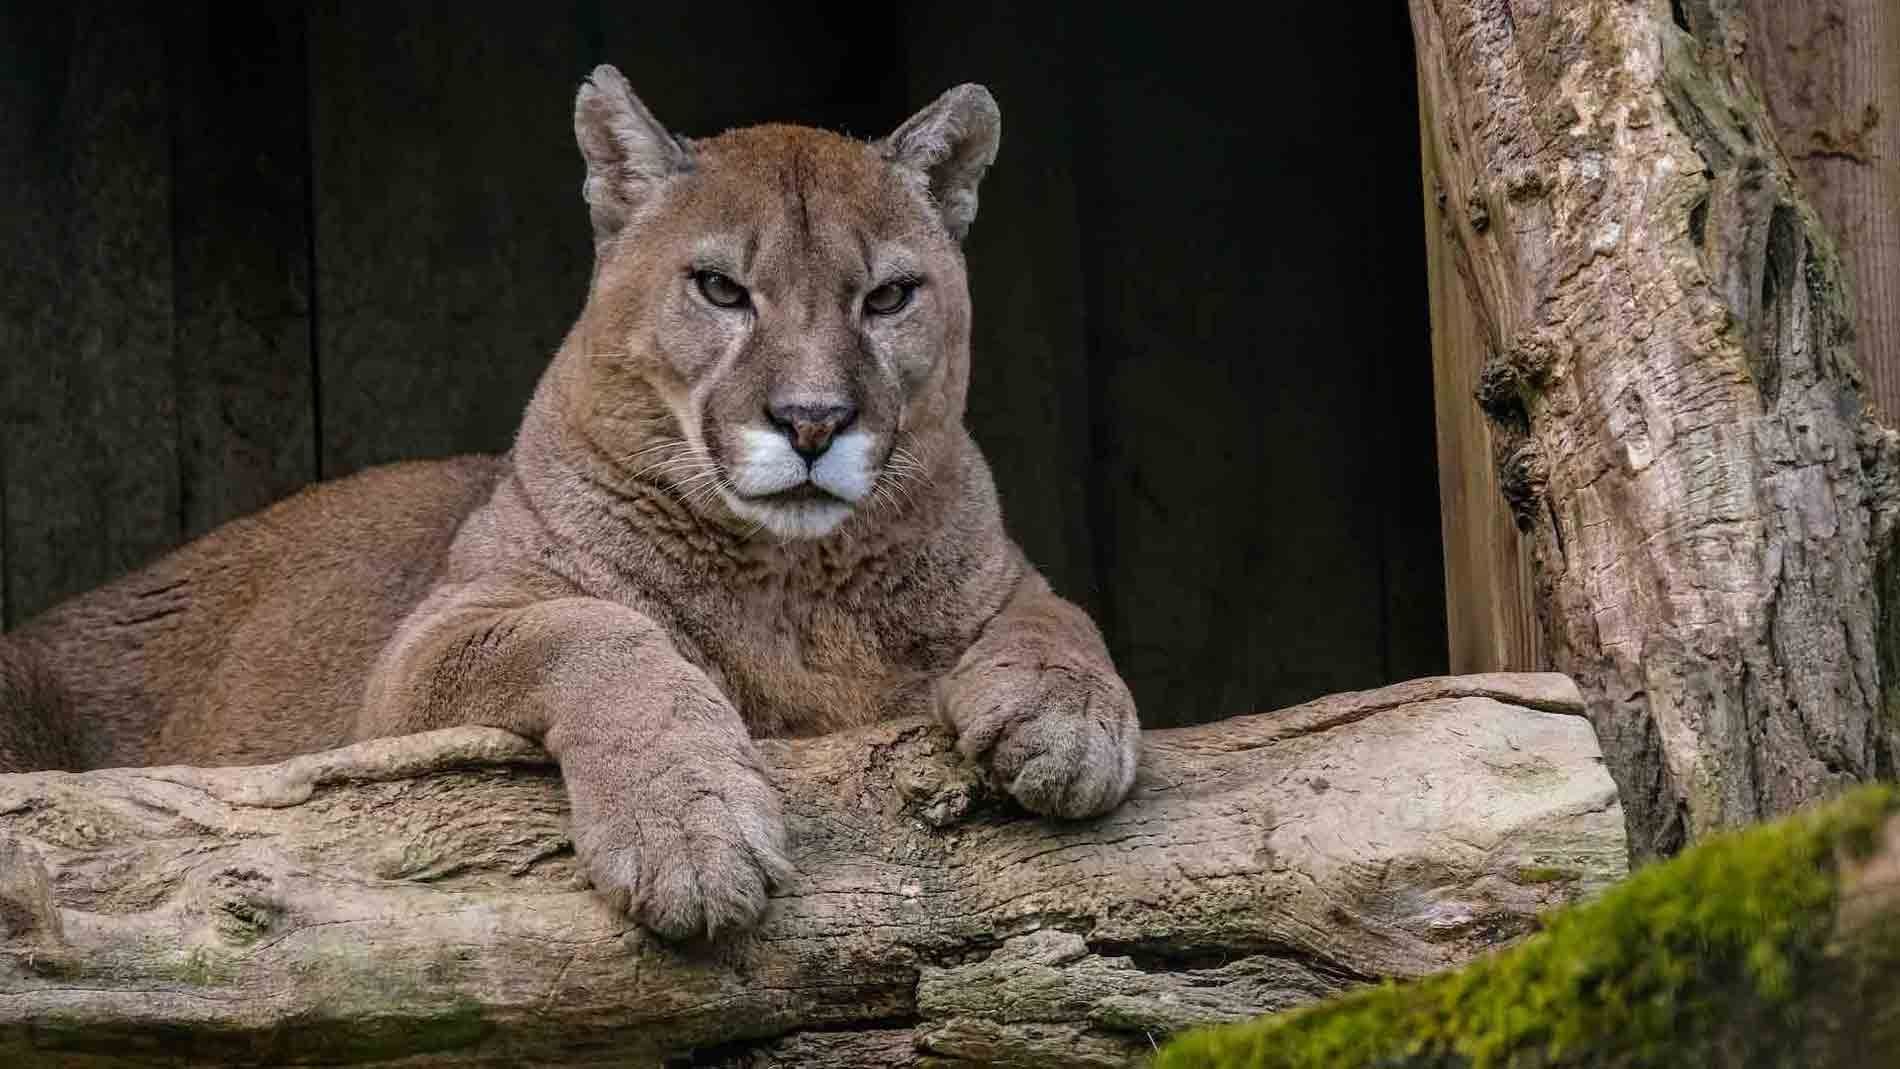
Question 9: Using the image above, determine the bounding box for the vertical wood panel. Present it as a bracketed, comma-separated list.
[1075, 9, 1445, 726]
[1418, 81, 1543, 674]
[0, 2, 179, 625]
[168, 3, 317, 538]
[1742, 0, 1900, 424]
[308, 4, 597, 477]
[896, 1, 1101, 615]
[0, 9, 16, 629]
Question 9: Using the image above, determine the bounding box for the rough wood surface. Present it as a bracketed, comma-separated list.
[1409, 0, 1900, 859]
[0, 674, 1623, 1067]
[1742, 0, 1900, 424]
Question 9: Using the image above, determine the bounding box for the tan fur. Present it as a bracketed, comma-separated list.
[0, 69, 1140, 940]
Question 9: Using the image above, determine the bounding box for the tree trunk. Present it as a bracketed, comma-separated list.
[1411, 0, 1900, 861]
[0, 675, 1624, 1067]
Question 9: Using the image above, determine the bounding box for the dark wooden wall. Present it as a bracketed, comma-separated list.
[0, 1, 1446, 727]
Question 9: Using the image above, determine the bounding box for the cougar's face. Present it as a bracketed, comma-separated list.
[586, 127, 970, 540]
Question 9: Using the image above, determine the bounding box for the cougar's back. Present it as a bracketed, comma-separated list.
[0, 456, 504, 771]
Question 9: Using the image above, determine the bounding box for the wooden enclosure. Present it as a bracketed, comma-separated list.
[0, 2, 1444, 727]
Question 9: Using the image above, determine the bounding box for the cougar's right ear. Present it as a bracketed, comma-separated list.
[880, 84, 1001, 242]
[574, 65, 692, 242]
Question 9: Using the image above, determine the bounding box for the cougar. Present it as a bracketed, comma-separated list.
[0, 67, 1142, 941]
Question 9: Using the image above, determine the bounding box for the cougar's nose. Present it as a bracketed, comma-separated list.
[767, 401, 858, 462]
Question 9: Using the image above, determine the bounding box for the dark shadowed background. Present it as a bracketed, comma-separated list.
[0, 2, 1446, 727]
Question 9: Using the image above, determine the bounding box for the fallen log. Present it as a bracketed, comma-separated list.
[0, 674, 1624, 1067]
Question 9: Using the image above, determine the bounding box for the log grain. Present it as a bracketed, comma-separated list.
[0, 674, 1623, 1067]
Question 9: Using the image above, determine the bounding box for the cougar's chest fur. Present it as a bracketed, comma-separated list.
[475, 445, 1014, 740]
[666, 569, 963, 736]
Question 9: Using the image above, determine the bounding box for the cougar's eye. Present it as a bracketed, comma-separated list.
[864, 279, 917, 316]
[694, 270, 749, 309]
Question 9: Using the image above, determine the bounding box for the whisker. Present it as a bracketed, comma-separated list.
[678, 472, 731, 511]
[868, 483, 895, 516]
[632, 456, 709, 480]
[670, 475, 727, 503]
[881, 460, 922, 508]
[621, 439, 687, 461]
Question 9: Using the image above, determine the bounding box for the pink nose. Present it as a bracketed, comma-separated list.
[766, 402, 857, 461]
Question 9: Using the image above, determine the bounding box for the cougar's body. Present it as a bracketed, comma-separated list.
[0, 68, 1140, 942]
[1, 458, 500, 770]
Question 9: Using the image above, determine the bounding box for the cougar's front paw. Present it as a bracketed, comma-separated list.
[947, 660, 1141, 819]
[569, 758, 791, 942]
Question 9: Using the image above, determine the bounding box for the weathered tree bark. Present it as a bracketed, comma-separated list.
[1411, 0, 1900, 860]
[0, 674, 1624, 1067]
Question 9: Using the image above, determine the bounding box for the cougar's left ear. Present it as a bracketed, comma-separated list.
[879, 84, 1001, 242]
[574, 64, 693, 243]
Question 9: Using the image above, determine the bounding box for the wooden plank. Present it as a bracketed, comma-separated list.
[167, 3, 317, 538]
[0, 2, 179, 626]
[1742, 0, 1900, 424]
[1370, 3, 1453, 685]
[1073, 8, 1443, 726]
[307, 6, 598, 477]
[0, 9, 16, 630]
[895, 1, 1102, 617]
[1417, 74, 1544, 674]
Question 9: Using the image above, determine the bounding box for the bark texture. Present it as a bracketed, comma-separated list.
[0, 674, 1624, 1067]
[1410, 0, 1900, 860]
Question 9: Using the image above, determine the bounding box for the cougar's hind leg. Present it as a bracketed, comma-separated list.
[0, 637, 75, 772]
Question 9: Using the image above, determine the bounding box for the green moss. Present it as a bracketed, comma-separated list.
[1155, 785, 1897, 1069]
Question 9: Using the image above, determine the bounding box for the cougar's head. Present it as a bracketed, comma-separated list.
[559, 66, 999, 540]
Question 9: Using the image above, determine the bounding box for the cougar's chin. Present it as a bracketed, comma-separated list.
[727, 491, 856, 540]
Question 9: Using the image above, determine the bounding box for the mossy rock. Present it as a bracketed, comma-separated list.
[1156, 785, 1900, 1068]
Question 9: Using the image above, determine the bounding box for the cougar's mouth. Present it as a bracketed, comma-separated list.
[709, 423, 885, 539]
[747, 482, 839, 505]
